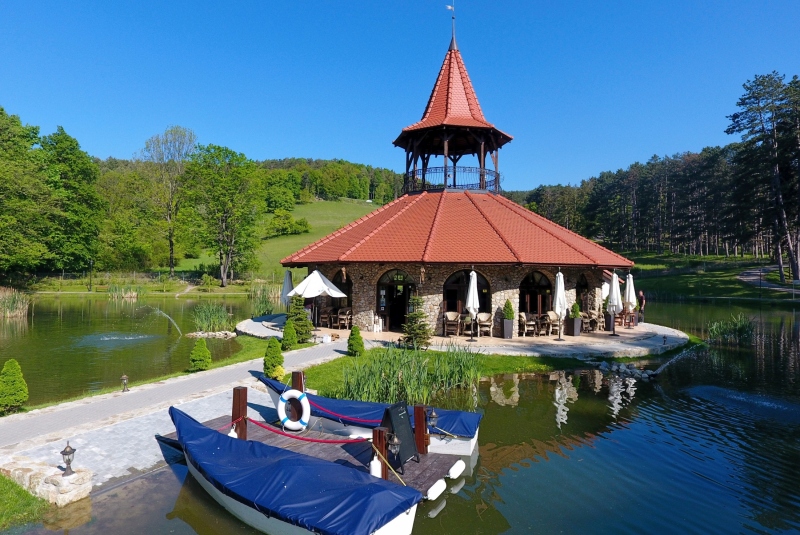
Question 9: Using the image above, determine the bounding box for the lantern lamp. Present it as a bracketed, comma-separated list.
[60, 441, 76, 477]
[387, 433, 401, 456]
[121, 374, 129, 392]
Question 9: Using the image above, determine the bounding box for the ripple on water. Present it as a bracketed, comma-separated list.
[73, 332, 159, 350]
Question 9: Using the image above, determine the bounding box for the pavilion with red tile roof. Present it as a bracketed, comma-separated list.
[282, 31, 633, 336]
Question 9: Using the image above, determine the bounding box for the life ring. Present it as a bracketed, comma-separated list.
[276, 389, 310, 431]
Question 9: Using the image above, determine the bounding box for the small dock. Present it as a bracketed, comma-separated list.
[164, 415, 459, 498]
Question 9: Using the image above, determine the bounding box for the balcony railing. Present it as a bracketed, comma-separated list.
[402, 166, 500, 194]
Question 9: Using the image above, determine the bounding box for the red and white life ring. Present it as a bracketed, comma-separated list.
[276, 389, 310, 431]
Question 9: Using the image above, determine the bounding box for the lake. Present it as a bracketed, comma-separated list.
[6, 300, 800, 534]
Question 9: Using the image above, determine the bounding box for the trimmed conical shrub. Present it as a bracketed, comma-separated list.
[188, 338, 212, 372]
[264, 337, 284, 379]
[0, 359, 28, 414]
[347, 325, 365, 357]
[401, 296, 432, 348]
[282, 319, 298, 351]
[287, 296, 313, 343]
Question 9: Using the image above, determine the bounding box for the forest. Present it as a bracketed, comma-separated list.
[504, 72, 800, 282]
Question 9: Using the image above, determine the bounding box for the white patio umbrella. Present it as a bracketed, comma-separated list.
[287, 270, 346, 299]
[623, 274, 637, 328]
[553, 271, 567, 341]
[465, 271, 480, 341]
[280, 270, 294, 308]
[606, 273, 624, 336]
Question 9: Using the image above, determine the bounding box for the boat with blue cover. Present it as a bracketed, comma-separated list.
[260, 376, 482, 457]
[169, 406, 422, 535]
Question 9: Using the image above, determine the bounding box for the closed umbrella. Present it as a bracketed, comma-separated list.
[465, 271, 480, 341]
[606, 273, 623, 337]
[623, 274, 637, 328]
[553, 272, 567, 342]
[280, 270, 294, 309]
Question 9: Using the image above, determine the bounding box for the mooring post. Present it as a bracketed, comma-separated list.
[289, 371, 306, 421]
[414, 405, 429, 454]
[373, 427, 389, 480]
[232, 386, 247, 440]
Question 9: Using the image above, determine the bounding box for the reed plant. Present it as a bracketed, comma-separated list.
[248, 284, 278, 316]
[107, 284, 145, 300]
[192, 302, 233, 332]
[707, 313, 755, 346]
[0, 288, 29, 318]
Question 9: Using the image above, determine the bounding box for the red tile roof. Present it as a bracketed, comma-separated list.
[281, 191, 634, 268]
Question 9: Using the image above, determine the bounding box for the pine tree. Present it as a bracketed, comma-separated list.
[264, 337, 284, 379]
[401, 296, 432, 348]
[287, 296, 313, 343]
[0, 359, 28, 414]
[188, 338, 212, 372]
[347, 325, 365, 357]
[282, 319, 298, 350]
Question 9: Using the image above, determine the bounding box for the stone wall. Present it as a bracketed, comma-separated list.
[309, 263, 607, 338]
[1, 456, 93, 507]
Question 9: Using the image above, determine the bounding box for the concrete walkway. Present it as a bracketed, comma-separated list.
[0, 322, 686, 491]
[737, 265, 799, 294]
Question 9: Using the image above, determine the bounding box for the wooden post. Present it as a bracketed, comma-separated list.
[232, 386, 247, 440]
[414, 405, 428, 454]
[373, 427, 389, 480]
[289, 371, 305, 422]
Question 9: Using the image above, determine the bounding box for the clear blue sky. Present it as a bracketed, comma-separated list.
[2, 1, 799, 191]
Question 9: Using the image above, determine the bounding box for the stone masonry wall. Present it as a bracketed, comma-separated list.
[311, 263, 607, 338]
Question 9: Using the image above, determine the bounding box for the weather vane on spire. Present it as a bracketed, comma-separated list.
[446, 1, 457, 50]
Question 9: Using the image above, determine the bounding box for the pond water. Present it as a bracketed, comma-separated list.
[0, 296, 253, 406]
[7, 301, 800, 534]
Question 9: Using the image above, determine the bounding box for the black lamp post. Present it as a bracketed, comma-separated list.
[121, 374, 129, 392]
[61, 441, 76, 477]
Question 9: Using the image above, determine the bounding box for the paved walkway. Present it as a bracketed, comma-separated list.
[0, 323, 686, 490]
[737, 265, 799, 294]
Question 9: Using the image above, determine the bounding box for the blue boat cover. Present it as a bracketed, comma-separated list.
[170, 407, 422, 535]
[260, 376, 482, 439]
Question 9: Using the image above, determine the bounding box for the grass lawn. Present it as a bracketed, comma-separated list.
[636, 265, 789, 301]
[0, 474, 49, 531]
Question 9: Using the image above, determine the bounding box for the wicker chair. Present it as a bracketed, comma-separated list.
[477, 312, 493, 337]
[519, 313, 537, 337]
[444, 311, 460, 336]
[319, 307, 334, 328]
[546, 311, 562, 337]
[337, 307, 352, 329]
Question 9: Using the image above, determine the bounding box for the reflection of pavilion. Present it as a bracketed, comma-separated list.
[282, 32, 632, 336]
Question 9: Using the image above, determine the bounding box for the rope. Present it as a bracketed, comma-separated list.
[246, 417, 369, 444]
[370, 443, 407, 487]
[431, 425, 457, 438]
[307, 398, 383, 424]
[216, 416, 243, 432]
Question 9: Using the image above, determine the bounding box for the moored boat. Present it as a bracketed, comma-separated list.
[260, 376, 481, 457]
[169, 406, 422, 535]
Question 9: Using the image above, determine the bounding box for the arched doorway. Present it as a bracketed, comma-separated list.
[576, 274, 590, 312]
[519, 271, 552, 315]
[443, 270, 491, 315]
[331, 270, 352, 309]
[377, 269, 416, 331]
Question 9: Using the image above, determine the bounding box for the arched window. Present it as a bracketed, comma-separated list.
[332, 270, 352, 308]
[376, 270, 416, 331]
[519, 271, 552, 315]
[576, 274, 590, 312]
[443, 270, 491, 314]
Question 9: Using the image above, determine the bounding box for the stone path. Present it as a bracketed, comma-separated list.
[737, 265, 798, 294]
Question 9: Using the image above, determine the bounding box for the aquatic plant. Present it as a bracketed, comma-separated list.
[263, 337, 284, 379]
[248, 284, 277, 316]
[347, 325, 364, 357]
[188, 338, 212, 372]
[107, 284, 145, 300]
[707, 313, 755, 346]
[339, 345, 481, 408]
[192, 303, 232, 332]
[0, 358, 28, 414]
[0, 287, 30, 318]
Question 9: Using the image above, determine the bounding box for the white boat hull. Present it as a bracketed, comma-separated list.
[186, 455, 418, 535]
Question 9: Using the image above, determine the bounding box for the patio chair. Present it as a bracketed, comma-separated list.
[546, 311, 562, 337]
[538, 313, 552, 336]
[580, 312, 593, 333]
[444, 311, 460, 336]
[477, 312, 493, 337]
[337, 307, 352, 329]
[319, 307, 334, 328]
[519, 313, 537, 337]
[461, 314, 476, 338]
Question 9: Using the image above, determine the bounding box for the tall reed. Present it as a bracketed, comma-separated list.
[192, 302, 233, 332]
[107, 284, 145, 300]
[0, 287, 29, 318]
[707, 313, 755, 346]
[248, 284, 279, 316]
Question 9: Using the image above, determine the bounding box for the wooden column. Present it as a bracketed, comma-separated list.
[289, 371, 305, 421]
[413, 405, 429, 454]
[232, 386, 247, 440]
[373, 427, 389, 479]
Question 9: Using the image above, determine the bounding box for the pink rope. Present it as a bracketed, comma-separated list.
[247, 417, 369, 444]
[216, 416, 243, 432]
[307, 398, 383, 424]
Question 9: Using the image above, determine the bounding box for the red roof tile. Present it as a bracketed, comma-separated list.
[281, 191, 634, 268]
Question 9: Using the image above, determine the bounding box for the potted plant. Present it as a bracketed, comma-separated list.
[502, 299, 514, 339]
[565, 302, 582, 336]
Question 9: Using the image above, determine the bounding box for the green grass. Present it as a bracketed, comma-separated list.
[636, 266, 788, 300]
[624, 251, 765, 274]
[0, 473, 50, 530]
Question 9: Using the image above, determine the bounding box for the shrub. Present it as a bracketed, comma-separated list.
[503, 299, 515, 320]
[400, 296, 432, 349]
[188, 339, 212, 372]
[264, 337, 284, 378]
[347, 325, 365, 357]
[201, 273, 218, 291]
[569, 302, 581, 319]
[282, 319, 298, 350]
[0, 359, 28, 414]
[287, 296, 313, 343]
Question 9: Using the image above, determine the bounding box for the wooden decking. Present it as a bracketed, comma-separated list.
[164, 415, 458, 496]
